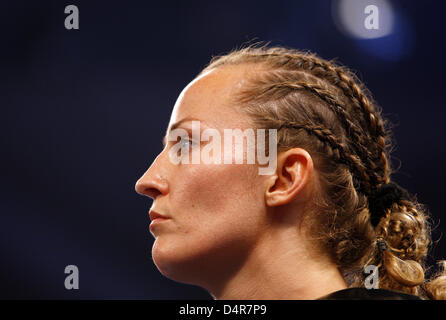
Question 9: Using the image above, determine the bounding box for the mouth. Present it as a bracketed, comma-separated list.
[149, 210, 170, 232]
[149, 210, 170, 222]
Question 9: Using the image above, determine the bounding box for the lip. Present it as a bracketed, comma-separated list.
[149, 210, 170, 230]
[149, 210, 170, 221]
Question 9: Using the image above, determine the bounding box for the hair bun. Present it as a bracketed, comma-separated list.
[368, 182, 412, 227]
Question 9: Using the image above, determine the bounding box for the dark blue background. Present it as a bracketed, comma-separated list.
[1, 0, 445, 299]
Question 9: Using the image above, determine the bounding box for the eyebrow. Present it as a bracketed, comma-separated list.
[162, 117, 202, 146]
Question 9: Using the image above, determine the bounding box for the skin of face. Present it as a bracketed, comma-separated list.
[135, 66, 272, 287]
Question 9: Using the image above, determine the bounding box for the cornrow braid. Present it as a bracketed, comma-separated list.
[275, 119, 371, 190]
[249, 79, 381, 194]
[205, 46, 391, 189]
[246, 49, 387, 138]
[266, 50, 390, 187]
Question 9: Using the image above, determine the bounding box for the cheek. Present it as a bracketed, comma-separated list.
[154, 163, 265, 264]
[174, 163, 263, 223]
[151, 150, 272, 283]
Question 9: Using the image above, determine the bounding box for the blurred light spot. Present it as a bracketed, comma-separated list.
[332, 0, 394, 39]
[355, 12, 415, 62]
[332, 0, 415, 61]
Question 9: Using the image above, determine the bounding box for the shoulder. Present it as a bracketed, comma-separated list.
[318, 287, 422, 300]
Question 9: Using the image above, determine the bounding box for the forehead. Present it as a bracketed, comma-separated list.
[169, 66, 252, 129]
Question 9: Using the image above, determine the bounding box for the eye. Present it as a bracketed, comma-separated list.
[179, 137, 196, 149]
[179, 139, 190, 148]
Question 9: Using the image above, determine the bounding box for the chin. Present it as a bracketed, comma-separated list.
[151, 239, 205, 285]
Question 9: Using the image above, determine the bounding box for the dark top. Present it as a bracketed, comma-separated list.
[318, 287, 422, 300]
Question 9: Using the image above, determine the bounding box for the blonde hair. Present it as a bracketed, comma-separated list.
[200, 44, 446, 299]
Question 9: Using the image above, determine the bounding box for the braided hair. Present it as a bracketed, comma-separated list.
[200, 44, 446, 299]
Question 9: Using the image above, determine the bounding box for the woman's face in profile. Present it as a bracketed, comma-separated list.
[135, 66, 270, 285]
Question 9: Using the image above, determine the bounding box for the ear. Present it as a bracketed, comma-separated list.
[265, 148, 314, 207]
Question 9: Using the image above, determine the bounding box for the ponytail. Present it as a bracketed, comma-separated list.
[367, 196, 446, 299]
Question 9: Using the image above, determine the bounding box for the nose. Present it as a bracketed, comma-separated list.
[135, 163, 169, 200]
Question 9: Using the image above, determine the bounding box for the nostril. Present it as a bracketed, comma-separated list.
[145, 187, 162, 200]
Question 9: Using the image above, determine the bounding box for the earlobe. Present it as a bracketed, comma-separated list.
[264, 148, 313, 207]
[265, 174, 280, 206]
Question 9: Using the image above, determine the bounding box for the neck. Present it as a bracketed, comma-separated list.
[207, 227, 347, 300]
